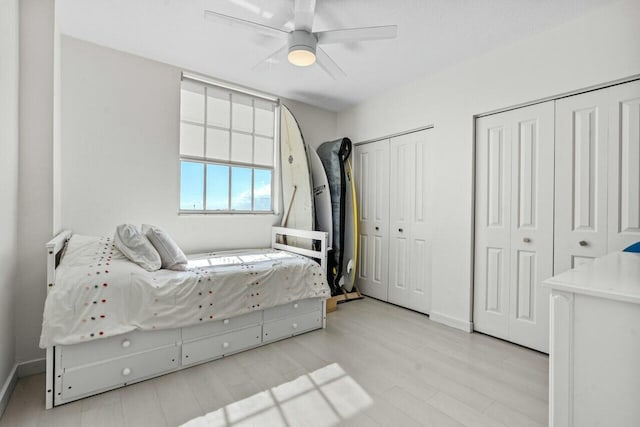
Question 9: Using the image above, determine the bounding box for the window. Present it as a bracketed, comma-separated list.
[179, 75, 278, 213]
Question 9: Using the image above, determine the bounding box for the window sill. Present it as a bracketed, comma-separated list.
[178, 210, 277, 216]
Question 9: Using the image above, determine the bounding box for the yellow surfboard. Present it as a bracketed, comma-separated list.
[345, 158, 358, 290]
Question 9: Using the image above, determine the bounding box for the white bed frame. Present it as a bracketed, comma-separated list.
[45, 227, 328, 409]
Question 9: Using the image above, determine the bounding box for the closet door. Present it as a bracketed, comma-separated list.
[474, 102, 554, 352]
[555, 90, 610, 274]
[474, 112, 513, 340]
[608, 80, 640, 252]
[388, 130, 433, 314]
[507, 102, 554, 352]
[408, 131, 434, 314]
[354, 140, 390, 301]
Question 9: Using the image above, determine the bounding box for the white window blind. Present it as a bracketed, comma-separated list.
[179, 75, 278, 213]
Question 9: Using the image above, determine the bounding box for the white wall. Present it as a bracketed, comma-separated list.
[16, 0, 55, 364]
[60, 36, 337, 253]
[279, 98, 338, 151]
[337, 0, 640, 330]
[0, 0, 19, 400]
[53, 11, 62, 234]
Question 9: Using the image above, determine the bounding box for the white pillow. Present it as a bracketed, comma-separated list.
[142, 224, 188, 271]
[114, 224, 161, 271]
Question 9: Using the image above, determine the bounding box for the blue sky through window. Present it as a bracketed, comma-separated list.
[254, 169, 272, 211]
[180, 162, 203, 210]
[231, 167, 252, 211]
[181, 161, 271, 211]
[206, 164, 229, 210]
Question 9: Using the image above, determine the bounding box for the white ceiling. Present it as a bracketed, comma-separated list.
[56, 0, 615, 111]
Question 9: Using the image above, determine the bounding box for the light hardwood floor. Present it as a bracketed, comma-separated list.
[0, 298, 548, 427]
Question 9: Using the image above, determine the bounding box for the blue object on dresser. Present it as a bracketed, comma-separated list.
[623, 241, 640, 253]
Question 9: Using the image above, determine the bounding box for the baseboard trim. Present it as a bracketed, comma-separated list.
[0, 365, 18, 418]
[0, 358, 47, 418]
[17, 358, 46, 378]
[430, 311, 473, 332]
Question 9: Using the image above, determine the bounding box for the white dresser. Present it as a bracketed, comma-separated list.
[543, 252, 640, 427]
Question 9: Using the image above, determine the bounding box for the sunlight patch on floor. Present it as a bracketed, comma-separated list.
[181, 363, 373, 426]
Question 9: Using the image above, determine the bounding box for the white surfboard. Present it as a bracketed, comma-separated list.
[280, 105, 314, 249]
[309, 148, 333, 250]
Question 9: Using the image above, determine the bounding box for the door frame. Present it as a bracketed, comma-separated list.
[352, 124, 434, 147]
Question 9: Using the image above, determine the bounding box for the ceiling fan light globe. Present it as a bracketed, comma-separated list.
[288, 48, 316, 66]
[287, 30, 317, 67]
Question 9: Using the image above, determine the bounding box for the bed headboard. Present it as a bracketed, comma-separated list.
[46, 230, 73, 292]
[271, 227, 329, 273]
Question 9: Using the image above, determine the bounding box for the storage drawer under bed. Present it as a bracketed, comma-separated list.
[182, 324, 262, 366]
[60, 328, 180, 369]
[52, 299, 326, 406]
[60, 345, 179, 402]
[263, 310, 323, 343]
[263, 298, 323, 321]
[182, 310, 262, 341]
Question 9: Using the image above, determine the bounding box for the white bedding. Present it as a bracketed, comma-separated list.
[40, 235, 330, 348]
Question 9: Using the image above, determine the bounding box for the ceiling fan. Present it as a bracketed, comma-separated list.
[204, 0, 398, 79]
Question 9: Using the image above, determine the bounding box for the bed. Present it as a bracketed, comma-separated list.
[42, 227, 330, 408]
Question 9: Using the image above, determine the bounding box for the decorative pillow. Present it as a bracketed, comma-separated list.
[142, 224, 188, 271]
[114, 224, 162, 271]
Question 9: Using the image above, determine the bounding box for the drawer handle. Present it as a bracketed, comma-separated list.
[223, 319, 230, 325]
[293, 303, 299, 309]
[398, 228, 404, 233]
[121, 339, 131, 348]
[122, 368, 131, 376]
[375, 226, 379, 231]
[579, 240, 588, 247]
[292, 323, 298, 329]
[523, 237, 531, 243]
[223, 342, 229, 349]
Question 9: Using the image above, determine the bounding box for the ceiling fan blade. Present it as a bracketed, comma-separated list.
[204, 10, 288, 38]
[315, 25, 397, 45]
[294, 0, 316, 31]
[316, 47, 346, 80]
[251, 44, 289, 70]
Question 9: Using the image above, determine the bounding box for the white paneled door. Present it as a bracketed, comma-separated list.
[608, 81, 640, 253]
[354, 139, 390, 301]
[508, 104, 554, 351]
[475, 101, 554, 352]
[555, 80, 640, 275]
[555, 90, 610, 274]
[354, 129, 433, 315]
[474, 113, 512, 340]
[388, 131, 433, 314]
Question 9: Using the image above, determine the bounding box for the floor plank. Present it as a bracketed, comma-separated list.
[428, 392, 506, 427]
[483, 400, 546, 427]
[153, 370, 204, 426]
[0, 298, 548, 426]
[119, 380, 168, 427]
[381, 387, 463, 427]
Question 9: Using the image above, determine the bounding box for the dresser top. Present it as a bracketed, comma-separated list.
[543, 252, 640, 304]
